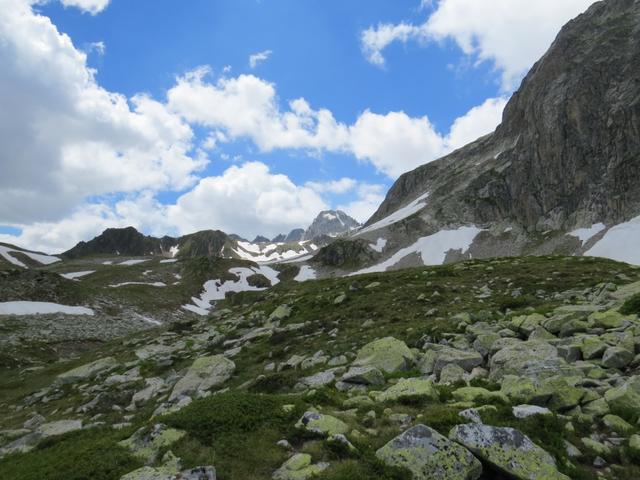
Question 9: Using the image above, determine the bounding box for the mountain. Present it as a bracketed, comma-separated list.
[284, 228, 305, 242]
[252, 235, 271, 244]
[351, 0, 640, 273]
[303, 210, 360, 240]
[62, 226, 178, 259]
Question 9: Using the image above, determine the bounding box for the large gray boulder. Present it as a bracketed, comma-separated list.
[376, 424, 482, 480]
[169, 355, 235, 401]
[489, 341, 568, 381]
[449, 424, 569, 480]
[56, 357, 118, 384]
[353, 337, 415, 374]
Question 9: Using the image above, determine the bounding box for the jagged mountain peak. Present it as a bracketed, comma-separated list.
[304, 210, 360, 240]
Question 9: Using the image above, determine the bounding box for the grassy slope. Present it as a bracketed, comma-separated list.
[0, 255, 639, 479]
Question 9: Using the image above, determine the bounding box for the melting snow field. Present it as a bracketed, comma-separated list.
[570, 223, 606, 245]
[109, 282, 167, 288]
[0, 245, 61, 268]
[0, 301, 94, 316]
[294, 265, 317, 282]
[586, 216, 640, 265]
[160, 259, 178, 264]
[60, 270, 95, 280]
[357, 192, 429, 236]
[117, 259, 150, 266]
[233, 240, 317, 263]
[353, 226, 482, 275]
[183, 266, 281, 316]
[369, 238, 387, 253]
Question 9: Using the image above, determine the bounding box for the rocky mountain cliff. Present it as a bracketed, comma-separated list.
[304, 210, 360, 240]
[353, 0, 640, 273]
[62, 227, 178, 259]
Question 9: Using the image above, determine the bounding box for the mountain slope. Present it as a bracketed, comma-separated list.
[354, 0, 640, 272]
[304, 210, 360, 240]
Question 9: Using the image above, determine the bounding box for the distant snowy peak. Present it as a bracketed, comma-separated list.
[304, 210, 360, 240]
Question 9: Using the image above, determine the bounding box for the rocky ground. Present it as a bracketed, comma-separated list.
[1, 256, 640, 479]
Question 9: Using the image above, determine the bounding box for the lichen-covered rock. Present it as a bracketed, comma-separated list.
[269, 304, 292, 321]
[295, 411, 349, 437]
[629, 434, 640, 456]
[500, 376, 538, 404]
[375, 378, 439, 404]
[296, 369, 339, 389]
[353, 337, 414, 374]
[452, 387, 507, 405]
[376, 424, 482, 480]
[489, 341, 567, 381]
[439, 364, 467, 384]
[430, 345, 483, 375]
[118, 424, 186, 464]
[602, 414, 634, 434]
[589, 310, 627, 329]
[449, 424, 569, 480]
[512, 405, 552, 418]
[341, 366, 385, 385]
[37, 420, 83, 438]
[169, 355, 235, 401]
[272, 453, 328, 480]
[56, 357, 118, 384]
[602, 346, 633, 369]
[581, 337, 607, 360]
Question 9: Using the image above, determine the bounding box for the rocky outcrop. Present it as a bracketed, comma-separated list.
[304, 210, 360, 240]
[355, 0, 640, 270]
[62, 227, 178, 259]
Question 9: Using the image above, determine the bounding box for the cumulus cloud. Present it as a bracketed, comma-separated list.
[167, 162, 327, 240]
[249, 49, 273, 68]
[362, 0, 596, 89]
[338, 184, 387, 224]
[306, 178, 358, 194]
[59, 0, 110, 15]
[0, 0, 205, 224]
[445, 96, 508, 151]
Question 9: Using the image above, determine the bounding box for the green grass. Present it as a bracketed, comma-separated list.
[0, 427, 140, 480]
[164, 392, 306, 479]
[620, 293, 640, 315]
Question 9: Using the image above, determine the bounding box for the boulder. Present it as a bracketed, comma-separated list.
[341, 366, 385, 386]
[602, 414, 634, 434]
[375, 378, 439, 404]
[353, 337, 415, 374]
[512, 405, 552, 419]
[589, 310, 627, 329]
[430, 345, 483, 375]
[169, 355, 235, 401]
[602, 346, 633, 369]
[449, 424, 569, 480]
[295, 411, 349, 437]
[272, 453, 328, 480]
[376, 424, 482, 480]
[56, 357, 118, 384]
[118, 424, 186, 464]
[581, 337, 607, 360]
[452, 387, 507, 405]
[37, 420, 83, 438]
[489, 341, 566, 381]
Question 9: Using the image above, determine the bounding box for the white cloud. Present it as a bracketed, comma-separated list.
[362, 0, 596, 90]
[168, 68, 505, 179]
[445, 96, 508, 150]
[0, 0, 205, 224]
[86, 41, 106, 55]
[306, 178, 357, 194]
[167, 69, 350, 152]
[59, 0, 110, 15]
[338, 184, 386, 224]
[249, 49, 273, 68]
[167, 162, 327, 239]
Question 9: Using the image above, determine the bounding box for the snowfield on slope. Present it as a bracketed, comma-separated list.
[0, 245, 60, 268]
[352, 226, 482, 275]
[0, 301, 94, 316]
[294, 265, 317, 282]
[356, 192, 429, 236]
[233, 240, 318, 263]
[183, 266, 281, 315]
[586, 216, 640, 265]
[570, 223, 606, 245]
[60, 270, 95, 280]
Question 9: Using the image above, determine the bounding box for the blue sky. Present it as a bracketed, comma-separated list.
[0, 0, 596, 251]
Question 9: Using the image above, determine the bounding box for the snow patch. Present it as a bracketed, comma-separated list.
[357, 192, 429, 236]
[0, 301, 94, 316]
[586, 216, 640, 265]
[170, 245, 180, 258]
[60, 270, 95, 280]
[160, 259, 178, 264]
[109, 282, 167, 288]
[369, 238, 387, 253]
[0, 245, 60, 268]
[117, 259, 150, 266]
[294, 265, 317, 282]
[570, 223, 606, 245]
[323, 212, 337, 221]
[353, 226, 482, 275]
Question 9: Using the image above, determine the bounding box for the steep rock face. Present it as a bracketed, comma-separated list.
[304, 210, 360, 240]
[62, 227, 178, 259]
[176, 230, 231, 258]
[359, 0, 640, 270]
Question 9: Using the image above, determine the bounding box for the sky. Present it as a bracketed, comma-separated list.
[0, 0, 597, 253]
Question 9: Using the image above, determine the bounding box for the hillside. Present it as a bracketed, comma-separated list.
[1, 255, 640, 479]
[350, 0, 640, 274]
